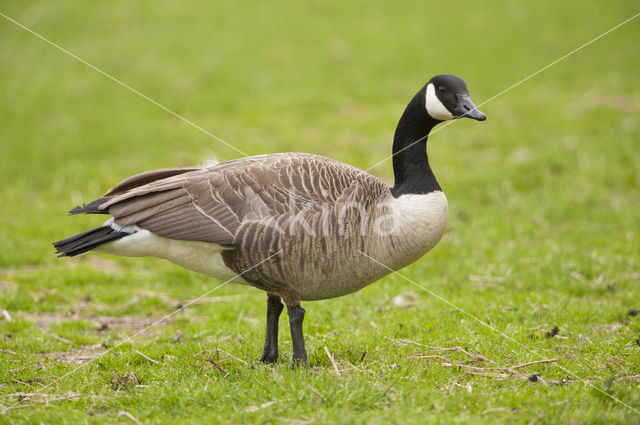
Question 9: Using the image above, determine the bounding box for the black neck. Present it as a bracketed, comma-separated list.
[390, 92, 441, 197]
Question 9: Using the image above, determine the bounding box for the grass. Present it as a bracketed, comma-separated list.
[1, 0, 640, 423]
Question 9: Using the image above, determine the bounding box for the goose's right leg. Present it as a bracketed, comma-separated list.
[287, 304, 307, 367]
[259, 294, 283, 364]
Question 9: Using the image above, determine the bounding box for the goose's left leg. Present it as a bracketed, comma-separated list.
[259, 294, 283, 364]
[286, 304, 307, 367]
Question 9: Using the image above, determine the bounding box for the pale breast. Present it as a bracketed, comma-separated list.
[382, 191, 449, 269]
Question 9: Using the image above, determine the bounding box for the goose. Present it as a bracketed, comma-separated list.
[53, 74, 486, 366]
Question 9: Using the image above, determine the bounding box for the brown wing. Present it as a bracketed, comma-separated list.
[98, 153, 389, 247]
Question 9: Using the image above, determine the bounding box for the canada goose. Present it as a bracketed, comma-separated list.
[53, 74, 485, 366]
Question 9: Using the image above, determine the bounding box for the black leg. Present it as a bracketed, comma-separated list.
[259, 295, 283, 364]
[287, 304, 307, 367]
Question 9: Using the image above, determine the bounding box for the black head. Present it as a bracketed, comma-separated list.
[423, 74, 486, 122]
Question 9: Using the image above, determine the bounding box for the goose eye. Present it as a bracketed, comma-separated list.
[437, 86, 446, 94]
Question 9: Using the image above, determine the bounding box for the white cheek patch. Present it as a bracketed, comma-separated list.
[425, 83, 454, 121]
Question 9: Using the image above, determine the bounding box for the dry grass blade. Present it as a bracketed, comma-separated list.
[217, 348, 254, 368]
[51, 334, 72, 345]
[482, 407, 518, 414]
[408, 354, 450, 361]
[386, 336, 491, 363]
[1, 392, 83, 399]
[508, 359, 558, 370]
[385, 336, 427, 347]
[460, 371, 511, 379]
[118, 410, 142, 425]
[1, 309, 11, 321]
[324, 346, 341, 376]
[0, 393, 85, 413]
[134, 350, 160, 364]
[245, 399, 286, 412]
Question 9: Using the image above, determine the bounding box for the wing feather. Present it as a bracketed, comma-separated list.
[105, 168, 199, 196]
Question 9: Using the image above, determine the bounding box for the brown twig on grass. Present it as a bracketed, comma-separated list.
[206, 355, 229, 375]
[307, 384, 326, 401]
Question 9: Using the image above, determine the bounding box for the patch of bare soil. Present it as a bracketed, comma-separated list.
[46, 343, 111, 364]
[29, 312, 169, 334]
[27, 308, 215, 364]
[0, 280, 16, 291]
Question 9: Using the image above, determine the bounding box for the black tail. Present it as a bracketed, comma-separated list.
[53, 226, 130, 257]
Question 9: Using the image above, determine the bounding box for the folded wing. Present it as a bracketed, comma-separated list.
[97, 153, 389, 247]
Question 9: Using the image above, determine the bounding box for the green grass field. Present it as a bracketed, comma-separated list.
[1, 1, 640, 423]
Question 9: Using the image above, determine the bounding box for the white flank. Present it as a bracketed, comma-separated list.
[103, 217, 140, 234]
[425, 83, 454, 121]
[95, 226, 248, 284]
